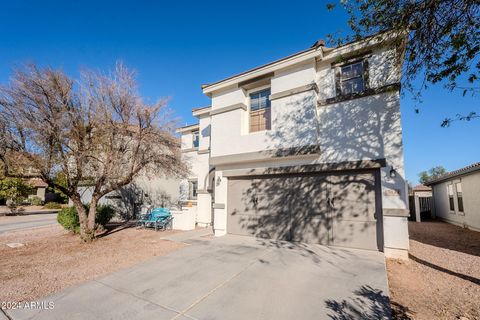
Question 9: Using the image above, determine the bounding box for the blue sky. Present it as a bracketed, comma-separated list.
[1, 0, 478, 184]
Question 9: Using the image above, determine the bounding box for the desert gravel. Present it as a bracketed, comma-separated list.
[387, 221, 480, 320]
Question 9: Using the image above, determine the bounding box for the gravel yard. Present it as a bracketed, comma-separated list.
[0, 224, 185, 303]
[387, 220, 480, 320]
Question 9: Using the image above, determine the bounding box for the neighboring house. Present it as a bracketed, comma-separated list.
[26, 178, 48, 202]
[177, 114, 213, 227]
[178, 33, 410, 258]
[411, 184, 432, 197]
[78, 175, 181, 219]
[426, 162, 480, 232]
[409, 184, 433, 222]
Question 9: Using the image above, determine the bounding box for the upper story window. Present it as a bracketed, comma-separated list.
[192, 131, 199, 148]
[249, 88, 271, 132]
[338, 60, 366, 95]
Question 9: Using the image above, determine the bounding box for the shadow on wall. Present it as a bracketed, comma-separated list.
[105, 183, 175, 220]
[233, 170, 380, 249]
[324, 285, 411, 320]
[230, 91, 405, 249]
[315, 90, 405, 200]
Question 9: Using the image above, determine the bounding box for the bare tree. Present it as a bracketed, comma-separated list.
[0, 63, 185, 241]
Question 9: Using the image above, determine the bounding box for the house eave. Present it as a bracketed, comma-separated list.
[202, 30, 404, 97]
[425, 163, 480, 185]
[176, 124, 199, 134]
[202, 47, 323, 96]
[192, 106, 211, 117]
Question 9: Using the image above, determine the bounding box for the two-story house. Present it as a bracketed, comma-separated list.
[178, 33, 410, 259]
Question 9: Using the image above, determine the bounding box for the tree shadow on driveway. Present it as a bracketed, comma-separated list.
[325, 285, 413, 320]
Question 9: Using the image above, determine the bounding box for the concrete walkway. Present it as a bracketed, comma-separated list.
[7, 235, 391, 320]
[0, 213, 58, 234]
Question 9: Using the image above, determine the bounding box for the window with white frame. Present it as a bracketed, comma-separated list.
[455, 182, 464, 213]
[338, 60, 366, 95]
[447, 184, 455, 212]
[189, 180, 198, 200]
[249, 88, 271, 132]
[192, 131, 199, 148]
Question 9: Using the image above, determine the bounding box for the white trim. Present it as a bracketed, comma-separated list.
[192, 107, 211, 117]
[210, 103, 247, 116]
[176, 124, 199, 133]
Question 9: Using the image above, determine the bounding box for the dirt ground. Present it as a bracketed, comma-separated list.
[387, 220, 480, 320]
[0, 224, 185, 303]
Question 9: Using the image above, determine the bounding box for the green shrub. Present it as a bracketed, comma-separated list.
[57, 204, 115, 233]
[29, 196, 44, 206]
[0, 178, 31, 210]
[95, 205, 116, 226]
[44, 202, 62, 209]
[57, 206, 80, 233]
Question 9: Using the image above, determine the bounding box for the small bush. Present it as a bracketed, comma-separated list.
[57, 204, 115, 234]
[57, 206, 80, 233]
[29, 196, 44, 206]
[95, 205, 116, 226]
[44, 202, 62, 209]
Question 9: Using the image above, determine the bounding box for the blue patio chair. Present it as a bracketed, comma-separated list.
[141, 208, 172, 231]
[136, 212, 152, 228]
[136, 207, 166, 228]
[154, 215, 173, 231]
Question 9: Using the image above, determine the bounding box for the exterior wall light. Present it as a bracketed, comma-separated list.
[389, 166, 397, 178]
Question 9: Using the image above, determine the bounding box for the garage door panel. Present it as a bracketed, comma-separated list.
[290, 175, 330, 244]
[291, 215, 330, 244]
[227, 170, 381, 251]
[331, 220, 378, 250]
[329, 173, 377, 221]
[227, 178, 291, 240]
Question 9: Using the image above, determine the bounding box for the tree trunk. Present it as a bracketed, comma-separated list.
[70, 196, 91, 241]
[81, 197, 98, 242]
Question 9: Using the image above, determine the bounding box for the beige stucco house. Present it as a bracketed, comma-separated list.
[426, 162, 480, 232]
[178, 33, 410, 259]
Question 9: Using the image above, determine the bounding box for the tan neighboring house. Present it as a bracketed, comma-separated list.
[426, 162, 480, 232]
[26, 178, 48, 202]
[178, 33, 410, 259]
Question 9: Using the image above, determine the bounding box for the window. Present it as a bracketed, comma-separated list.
[189, 180, 198, 199]
[447, 184, 455, 211]
[192, 131, 199, 148]
[339, 61, 365, 95]
[455, 182, 464, 213]
[249, 88, 271, 132]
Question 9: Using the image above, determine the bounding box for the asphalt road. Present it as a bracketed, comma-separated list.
[0, 213, 59, 234]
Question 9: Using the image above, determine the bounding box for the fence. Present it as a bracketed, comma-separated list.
[409, 194, 433, 222]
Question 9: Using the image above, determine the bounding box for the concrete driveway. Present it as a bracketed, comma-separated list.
[0, 213, 58, 234]
[7, 234, 391, 320]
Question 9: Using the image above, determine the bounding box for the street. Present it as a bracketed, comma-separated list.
[0, 213, 58, 234]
